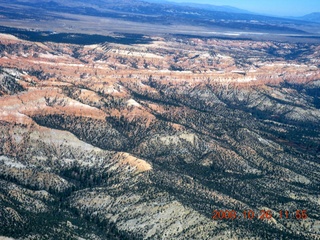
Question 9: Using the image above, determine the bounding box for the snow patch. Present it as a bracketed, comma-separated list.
[126, 99, 141, 107]
[0, 156, 26, 169]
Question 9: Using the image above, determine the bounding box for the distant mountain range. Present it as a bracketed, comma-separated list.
[175, 3, 252, 14]
[144, 0, 252, 14]
[146, 0, 320, 23]
[300, 12, 320, 23]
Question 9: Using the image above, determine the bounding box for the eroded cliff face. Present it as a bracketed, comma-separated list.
[0, 33, 320, 239]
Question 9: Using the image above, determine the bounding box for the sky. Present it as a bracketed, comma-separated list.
[168, 0, 320, 16]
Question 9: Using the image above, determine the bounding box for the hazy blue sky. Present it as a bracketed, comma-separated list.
[169, 0, 320, 16]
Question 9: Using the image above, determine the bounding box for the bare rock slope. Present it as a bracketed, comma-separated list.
[0, 34, 320, 239]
